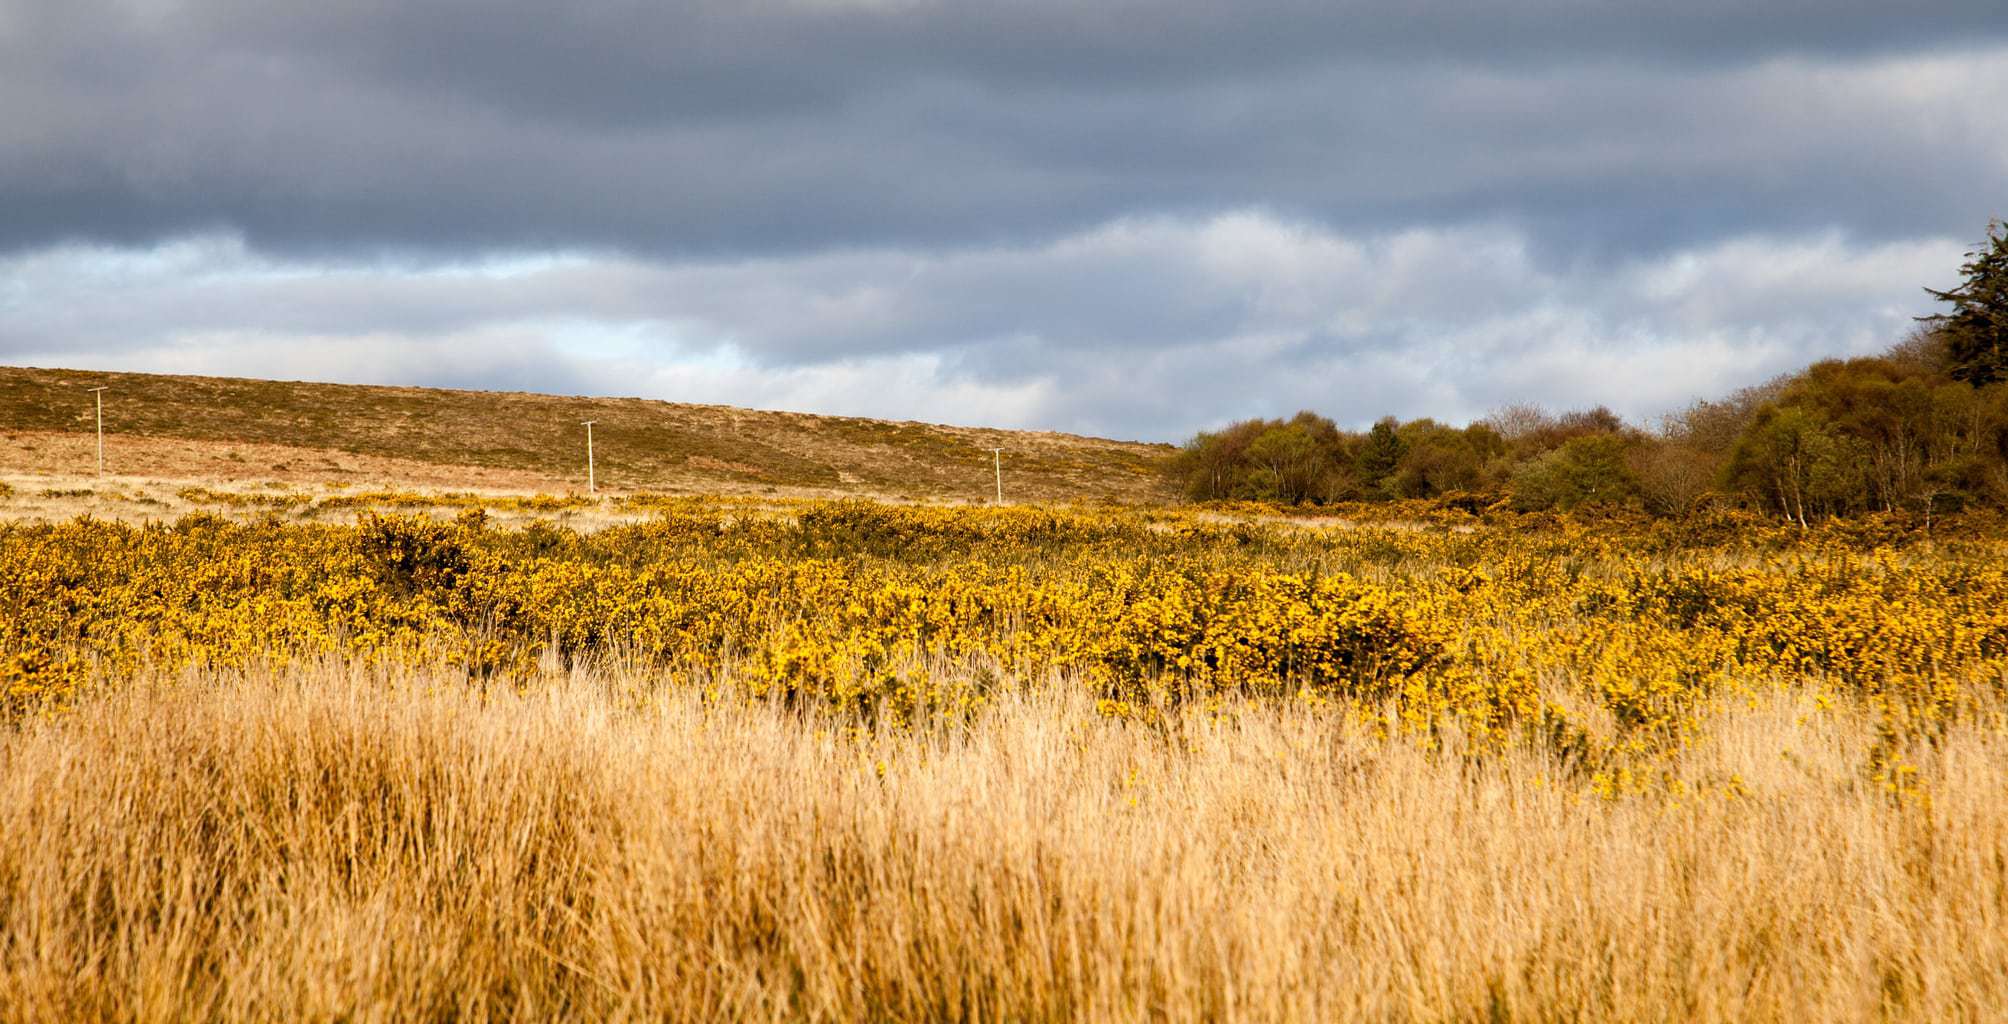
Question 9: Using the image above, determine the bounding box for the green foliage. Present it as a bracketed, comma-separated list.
[1722, 356, 2008, 522]
[1171, 412, 1352, 503]
[1175, 408, 1622, 509]
[1725, 405, 1862, 525]
[1921, 220, 2008, 386]
[1242, 420, 1332, 504]
[1510, 434, 1640, 511]
[1357, 418, 1407, 490]
[1388, 421, 1506, 499]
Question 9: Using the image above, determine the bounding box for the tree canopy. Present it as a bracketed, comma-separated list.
[1171, 220, 2008, 520]
[1921, 220, 2008, 386]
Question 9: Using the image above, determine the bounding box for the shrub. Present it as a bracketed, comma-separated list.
[1510, 434, 1640, 510]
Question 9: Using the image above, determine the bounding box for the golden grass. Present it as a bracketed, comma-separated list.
[0, 365, 1175, 502]
[0, 431, 575, 493]
[3, 659, 2004, 1022]
[0, 471, 641, 529]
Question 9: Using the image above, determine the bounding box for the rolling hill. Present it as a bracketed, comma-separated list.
[0, 366, 1176, 503]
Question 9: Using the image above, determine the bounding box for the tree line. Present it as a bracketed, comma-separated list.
[1171, 221, 2008, 520]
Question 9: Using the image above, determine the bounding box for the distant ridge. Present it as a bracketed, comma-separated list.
[0, 366, 1175, 503]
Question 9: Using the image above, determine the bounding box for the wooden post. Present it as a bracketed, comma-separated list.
[581, 420, 597, 493]
[989, 447, 1003, 504]
[87, 387, 108, 477]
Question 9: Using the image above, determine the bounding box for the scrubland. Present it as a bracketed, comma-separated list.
[3, 497, 2007, 1020]
[0, 364, 1173, 502]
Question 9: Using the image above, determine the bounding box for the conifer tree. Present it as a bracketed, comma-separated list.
[1921, 220, 2008, 386]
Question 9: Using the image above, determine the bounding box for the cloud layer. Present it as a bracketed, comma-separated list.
[3, 1, 2004, 438]
[1, 217, 1962, 439]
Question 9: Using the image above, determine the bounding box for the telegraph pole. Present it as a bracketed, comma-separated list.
[988, 447, 1004, 504]
[581, 421, 597, 493]
[86, 386, 108, 477]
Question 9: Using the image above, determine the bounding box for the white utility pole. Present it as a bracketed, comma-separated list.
[988, 447, 1004, 504]
[86, 386, 108, 477]
[581, 420, 598, 493]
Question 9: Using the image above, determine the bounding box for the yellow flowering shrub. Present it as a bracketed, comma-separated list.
[5, 499, 2008, 771]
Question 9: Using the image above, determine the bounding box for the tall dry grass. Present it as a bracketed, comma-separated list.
[2, 660, 2005, 1022]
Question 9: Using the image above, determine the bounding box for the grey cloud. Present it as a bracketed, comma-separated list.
[0, 218, 1963, 440]
[182, 1, 2008, 108]
[2, 1, 2004, 261]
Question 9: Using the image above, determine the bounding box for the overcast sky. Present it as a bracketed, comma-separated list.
[4, 1, 2005, 440]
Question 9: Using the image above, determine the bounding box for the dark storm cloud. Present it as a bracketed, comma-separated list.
[3, 0, 2005, 259]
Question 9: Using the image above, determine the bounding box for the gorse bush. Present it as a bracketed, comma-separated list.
[0, 505, 1450, 722]
[6, 499, 2008, 776]
[357, 510, 478, 597]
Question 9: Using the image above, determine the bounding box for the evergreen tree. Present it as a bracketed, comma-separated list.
[1357, 417, 1407, 488]
[1921, 220, 2008, 386]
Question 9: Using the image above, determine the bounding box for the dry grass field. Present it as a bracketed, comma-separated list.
[1, 496, 2006, 1020]
[3, 659, 2005, 1022]
[0, 366, 1175, 503]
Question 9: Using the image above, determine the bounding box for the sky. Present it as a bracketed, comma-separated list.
[3, 1, 2005, 441]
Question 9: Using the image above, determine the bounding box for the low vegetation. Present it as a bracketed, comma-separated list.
[3, 500, 2008, 1019]
[6, 661, 2008, 1021]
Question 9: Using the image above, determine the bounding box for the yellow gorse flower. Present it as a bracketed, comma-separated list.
[4, 499, 2004, 782]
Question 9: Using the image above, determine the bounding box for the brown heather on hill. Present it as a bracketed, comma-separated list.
[0, 366, 1175, 502]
